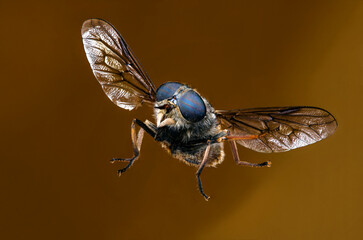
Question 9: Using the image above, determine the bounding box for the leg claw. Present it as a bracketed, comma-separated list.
[203, 194, 210, 201]
[116, 159, 135, 176]
[117, 169, 124, 176]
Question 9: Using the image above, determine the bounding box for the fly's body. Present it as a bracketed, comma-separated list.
[81, 19, 337, 200]
[152, 83, 224, 167]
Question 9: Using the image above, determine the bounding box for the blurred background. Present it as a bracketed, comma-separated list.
[1, 0, 362, 239]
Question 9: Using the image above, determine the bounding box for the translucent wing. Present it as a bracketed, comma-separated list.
[81, 19, 157, 110]
[216, 107, 337, 153]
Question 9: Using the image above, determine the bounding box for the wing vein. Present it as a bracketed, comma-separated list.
[231, 117, 264, 132]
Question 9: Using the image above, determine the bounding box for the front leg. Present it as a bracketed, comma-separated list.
[110, 119, 156, 175]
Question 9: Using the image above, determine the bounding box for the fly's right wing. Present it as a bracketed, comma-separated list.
[216, 106, 337, 153]
[81, 19, 157, 110]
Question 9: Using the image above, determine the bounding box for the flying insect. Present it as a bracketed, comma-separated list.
[81, 19, 337, 200]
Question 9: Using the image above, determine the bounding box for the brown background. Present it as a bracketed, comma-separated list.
[1, 1, 362, 239]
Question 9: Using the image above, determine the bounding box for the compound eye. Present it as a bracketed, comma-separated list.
[156, 82, 183, 101]
[177, 90, 206, 122]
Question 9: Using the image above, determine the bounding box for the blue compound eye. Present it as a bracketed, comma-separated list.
[156, 82, 183, 101]
[178, 90, 206, 122]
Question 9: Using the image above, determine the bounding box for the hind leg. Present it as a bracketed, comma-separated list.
[229, 141, 271, 167]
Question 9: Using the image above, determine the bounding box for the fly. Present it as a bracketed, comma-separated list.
[81, 19, 337, 200]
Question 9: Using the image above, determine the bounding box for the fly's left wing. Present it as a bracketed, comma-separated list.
[81, 19, 157, 110]
[216, 107, 337, 153]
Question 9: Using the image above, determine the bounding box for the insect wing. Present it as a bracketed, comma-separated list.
[216, 107, 337, 153]
[81, 19, 157, 110]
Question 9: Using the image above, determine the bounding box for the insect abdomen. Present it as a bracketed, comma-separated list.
[155, 125, 225, 167]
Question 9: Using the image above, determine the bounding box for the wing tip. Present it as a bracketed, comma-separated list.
[313, 106, 338, 135]
[81, 18, 112, 36]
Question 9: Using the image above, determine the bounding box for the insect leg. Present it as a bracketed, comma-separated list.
[196, 141, 211, 201]
[229, 141, 271, 167]
[110, 119, 156, 176]
[219, 134, 261, 141]
[209, 130, 261, 144]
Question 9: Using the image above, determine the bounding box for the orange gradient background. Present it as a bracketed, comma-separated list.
[1, 1, 362, 239]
